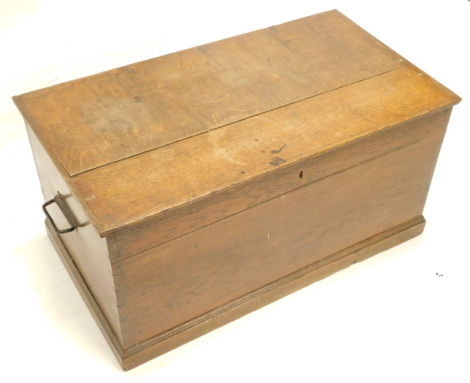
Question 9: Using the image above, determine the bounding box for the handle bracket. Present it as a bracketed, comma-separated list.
[42, 192, 77, 234]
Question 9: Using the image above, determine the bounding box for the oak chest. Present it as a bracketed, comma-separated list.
[14, 10, 460, 370]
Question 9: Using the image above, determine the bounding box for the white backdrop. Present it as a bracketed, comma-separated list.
[1, 1, 469, 381]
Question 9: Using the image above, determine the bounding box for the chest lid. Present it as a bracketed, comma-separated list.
[14, 10, 460, 236]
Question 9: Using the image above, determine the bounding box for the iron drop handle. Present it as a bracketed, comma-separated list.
[42, 192, 77, 234]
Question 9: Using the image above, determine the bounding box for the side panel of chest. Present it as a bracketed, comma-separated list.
[113, 108, 451, 363]
[26, 124, 122, 344]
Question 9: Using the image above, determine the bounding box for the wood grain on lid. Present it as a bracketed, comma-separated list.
[14, 10, 403, 176]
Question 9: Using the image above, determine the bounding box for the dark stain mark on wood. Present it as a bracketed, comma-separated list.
[241, 171, 245, 174]
[269, 157, 287, 166]
[271, 144, 286, 154]
[299, 170, 303, 178]
[134, 96, 141, 102]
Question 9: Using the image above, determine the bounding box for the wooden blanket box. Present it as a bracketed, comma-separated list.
[13, 10, 460, 370]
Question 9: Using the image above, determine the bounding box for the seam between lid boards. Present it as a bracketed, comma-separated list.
[68, 64, 406, 177]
